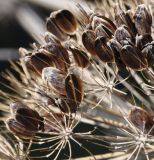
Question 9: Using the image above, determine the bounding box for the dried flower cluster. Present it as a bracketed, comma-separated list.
[0, 0, 154, 159]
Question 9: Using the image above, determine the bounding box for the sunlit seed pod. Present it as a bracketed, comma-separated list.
[114, 25, 134, 46]
[91, 15, 116, 33]
[42, 67, 66, 95]
[6, 118, 36, 139]
[136, 34, 153, 51]
[142, 42, 154, 67]
[120, 44, 148, 70]
[95, 37, 114, 63]
[46, 17, 68, 41]
[134, 4, 152, 35]
[53, 9, 78, 34]
[95, 24, 113, 39]
[10, 102, 44, 132]
[114, 8, 137, 36]
[69, 45, 89, 68]
[129, 107, 154, 133]
[82, 30, 97, 56]
[65, 74, 84, 104]
[108, 39, 126, 70]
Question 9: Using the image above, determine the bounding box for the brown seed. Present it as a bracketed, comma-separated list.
[46, 16, 68, 41]
[95, 37, 114, 63]
[82, 30, 97, 56]
[6, 118, 36, 139]
[129, 107, 154, 133]
[42, 67, 66, 95]
[65, 73, 84, 104]
[114, 25, 134, 46]
[120, 44, 148, 70]
[54, 10, 78, 34]
[134, 4, 152, 35]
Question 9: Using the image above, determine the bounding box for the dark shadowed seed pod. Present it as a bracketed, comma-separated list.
[108, 39, 126, 70]
[129, 107, 154, 134]
[42, 67, 66, 95]
[134, 4, 152, 35]
[114, 8, 137, 36]
[23, 53, 54, 75]
[46, 16, 68, 41]
[10, 102, 44, 132]
[136, 34, 153, 51]
[95, 37, 114, 62]
[53, 9, 78, 34]
[142, 42, 154, 66]
[69, 45, 89, 68]
[120, 44, 148, 70]
[65, 73, 84, 104]
[6, 118, 36, 139]
[82, 30, 97, 56]
[114, 25, 134, 46]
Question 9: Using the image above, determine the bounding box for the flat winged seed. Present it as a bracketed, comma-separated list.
[142, 42, 154, 66]
[54, 10, 78, 34]
[6, 118, 35, 139]
[136, 34, 153, 51]
[69, 45, 89, 68]
[82, 30, 97, 56]
[134, 4, 152, 35]
[42, 67, 66, 95]
[46, 17, 68, 41]
[114, 25, 134, 46]
[129, 108, 154, 133]
[65, 74, 83, 104]
[95, 37, 114, 62]
[120, 45, 148, 70]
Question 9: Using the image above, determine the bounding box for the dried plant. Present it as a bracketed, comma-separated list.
[0, 0, 154, 159]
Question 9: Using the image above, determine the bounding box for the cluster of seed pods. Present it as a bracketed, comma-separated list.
[82, 4, 154, 70]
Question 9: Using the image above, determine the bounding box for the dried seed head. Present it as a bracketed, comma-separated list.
[65, 73, 84, 104]
[42, 67, 66, 95]
[134, 4, 152, 35]
[129, 107, 154, 133]
[114, 25, 134, 46]
[53, 9, 78, 34]
[82, 29, 97, 56]
[95, 37, 114, 62]
[46, 16, 68, 41]
[120, 44, 148, 70]
[6, 118, 36, 139]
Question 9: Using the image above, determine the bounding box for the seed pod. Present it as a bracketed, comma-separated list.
[46, 16, 68, 41]
[108, 39, 126, 70]
[136, 34, 153, 51]
[65, 73, 84, 104]
[134, 4, 152, 35]
[142, 42, 154, 66]
[129, 107, 154, 133]
[114, 25, 134, 46]
[44, 32, 61, 45]
[91, 15, 116, 33]
[95, 24, 113, 38]
[53, 10, 78, 34]
[10, 102, 44, 132]
[95, 37, 114, 62]
[120, 44, 148, 70]
[6, 118, 36, 139]
[23, 53, 54, 75]
[42, 67, 66, 95]
[69, 45, 89, 68]
[82, 30, 97, 56]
